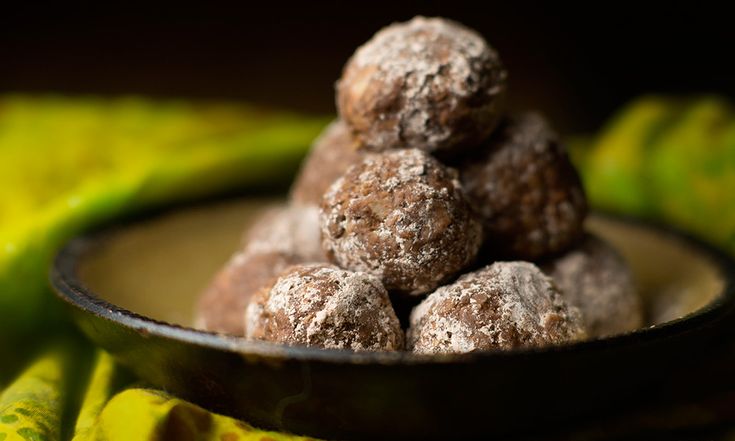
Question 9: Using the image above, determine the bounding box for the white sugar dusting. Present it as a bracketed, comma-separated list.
[245, 264, 403, 351]
[542, 235, 643, 337]
[290, 120, 363, 205]
[338, 16, 506, 151]
[409, 262, 586, 354]
[460, 112, 587, 257]
[243, 204, 325, 262]
[320, 149, 482, 295]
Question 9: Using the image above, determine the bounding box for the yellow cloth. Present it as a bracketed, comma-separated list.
[1, 345, 316, 441]
[0, 95, 326, 440]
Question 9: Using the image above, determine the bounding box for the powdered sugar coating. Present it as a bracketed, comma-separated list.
[243, 203, 327, 262]
[460, 113, 587, 259]
[541, 234, 643, 337]
[408, 261, 586, 354]
[320, 149, 482, 295]
[337, 16, 506, 154]
[197, 203, 326, 336]
[290, 120, 365, 205]
[195, 249, 300, 336]
[245, 264, 404, 351]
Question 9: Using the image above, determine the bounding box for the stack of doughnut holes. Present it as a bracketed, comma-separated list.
[196, 16, 643, 354]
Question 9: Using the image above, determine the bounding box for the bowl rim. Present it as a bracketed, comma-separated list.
[49, 202, 735, 365]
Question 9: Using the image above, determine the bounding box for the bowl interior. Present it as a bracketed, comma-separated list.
[78, 198, 725, 332]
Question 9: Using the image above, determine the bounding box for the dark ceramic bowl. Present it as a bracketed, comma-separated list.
[50, 197, 735, 440]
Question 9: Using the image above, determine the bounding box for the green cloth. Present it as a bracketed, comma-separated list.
[574, 95, 735, 254]
[2, 94, 735, 440]
[0, 95, 329, 339]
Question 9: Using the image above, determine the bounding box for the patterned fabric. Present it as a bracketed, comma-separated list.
[0, 96, 326, 440]
[1, 343, 315, 441]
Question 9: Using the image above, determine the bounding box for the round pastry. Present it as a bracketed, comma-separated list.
[320, 149, 482, 295]
[195, 250, 299, 336]
[541, 234, 643, 337]
[408, 261, 586, 354]
[459, 113, 588, 259]
[245, 263, 404, 351]
[243, 203, 326, 262]
[290, 120, 364, 205]
[337, 16, 507, 155]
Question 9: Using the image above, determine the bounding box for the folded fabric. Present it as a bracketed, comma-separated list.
[73, 353, 315, 441]
[81, 388, 316, 441]
[0, 337, 87, 441]
[1, 344, 316, 441]
[71, 351, 130, 441]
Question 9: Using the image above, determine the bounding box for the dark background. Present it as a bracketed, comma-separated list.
[1, 2, 733, 133]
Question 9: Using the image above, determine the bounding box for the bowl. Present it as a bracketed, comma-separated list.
[50, 197, 735, 440]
